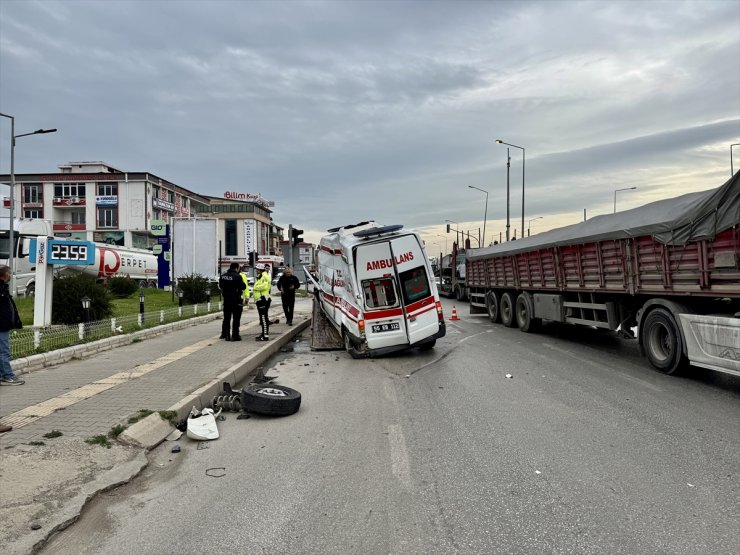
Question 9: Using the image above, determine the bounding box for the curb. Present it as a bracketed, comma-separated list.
[12, 313, 222, 375]
[119, 318, 312, 450]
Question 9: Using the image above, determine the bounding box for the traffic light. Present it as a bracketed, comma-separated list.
[446, 223, 451, 233]
[291, 227, 303, 247]
[249, 251, 256, 266]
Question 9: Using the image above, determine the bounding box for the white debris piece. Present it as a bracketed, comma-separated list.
[505, 374, 513, 379]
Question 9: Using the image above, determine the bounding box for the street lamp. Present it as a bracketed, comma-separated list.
[528, 216, 543, 237]
[80, 296, 91, 324]
[468, 185, 489, 246]
[496, 139, 525, 241]
[0, 112, 57, 296]
[176, 287, 184, 307]
[205, 287, 211, 306]
[613, 186, 637, 213]
[731, 143, 740, 177]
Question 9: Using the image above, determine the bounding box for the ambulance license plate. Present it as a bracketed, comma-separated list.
[372, 323, 400, 333]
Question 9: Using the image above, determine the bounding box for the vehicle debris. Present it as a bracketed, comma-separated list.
[186, 407, 221, 441]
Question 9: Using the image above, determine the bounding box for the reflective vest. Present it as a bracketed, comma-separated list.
[253, 270, 271, 300]
[240, 273, 252, 299]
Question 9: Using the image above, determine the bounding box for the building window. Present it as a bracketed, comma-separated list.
[168, 190, 175, 203]
[24, 209, 42, 218]
[54, 183, 86, 199]
[225, 219, 238, 256]
[152, 185, 160, 199]
[23, 185, 42, 204]
[72, 210, 86, 225]
[97, 207, 118, 228]
[97, 183, 118, 196]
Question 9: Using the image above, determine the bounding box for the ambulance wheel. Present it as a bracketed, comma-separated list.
[500, 292, 517, 328]
[641, 307, 687, 375]
[25, 283, 36, 297]
[343, 331, 365, 359]
[486, 291, 500, 323]
[419, 340, 436, 351]
[515, 292, 540, 333]
[241, 384, 301, 416]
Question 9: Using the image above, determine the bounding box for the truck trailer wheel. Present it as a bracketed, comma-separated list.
[241, 384, 301, 416]
[515, 292, 540, 333]
[500, 292, 517, 328]
[641, 307, 687, 375]
[486, 291, 500, 323]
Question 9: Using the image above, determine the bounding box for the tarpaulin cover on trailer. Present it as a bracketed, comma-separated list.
[468, 173, 740, 260]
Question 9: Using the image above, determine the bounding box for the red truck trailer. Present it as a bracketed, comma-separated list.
[467, 175, 740, 377]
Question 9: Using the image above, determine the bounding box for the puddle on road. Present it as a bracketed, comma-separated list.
[279, 334, 312, 354]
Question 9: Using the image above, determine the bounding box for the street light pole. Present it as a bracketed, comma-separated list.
[731, 143, 740, 177]
[467, 185, 489, 246]
[0, 113, 57, 296]
[528, 216, 543, 237]
[496, 139, 525, 240]
[613, 186, 637, 213]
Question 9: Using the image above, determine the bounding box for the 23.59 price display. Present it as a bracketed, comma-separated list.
[51, 242, 89, 261]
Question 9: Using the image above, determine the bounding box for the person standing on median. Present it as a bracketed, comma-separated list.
[218, 262, 246, 341]
[253, 264, 272, 341]
[276, 266, 301, 325]
[0, 265, 24, 389]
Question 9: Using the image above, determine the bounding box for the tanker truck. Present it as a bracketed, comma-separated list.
[1, 219, 159, 296]
[466, 175, 739, 377]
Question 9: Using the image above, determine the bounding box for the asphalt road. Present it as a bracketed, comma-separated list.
[43, 299, 740, 554]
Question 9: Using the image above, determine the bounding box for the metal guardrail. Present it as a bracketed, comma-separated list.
[9, 301, 223, 360]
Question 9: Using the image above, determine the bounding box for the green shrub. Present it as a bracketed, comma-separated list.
[52, 273, 113, 325]
[176, 273, 214, 304]
[107, 275, 140, 298]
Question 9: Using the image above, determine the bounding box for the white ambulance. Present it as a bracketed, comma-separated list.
[315, 222, 446, 357]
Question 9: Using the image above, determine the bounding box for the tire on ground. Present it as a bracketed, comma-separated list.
[241, 383, 302, 416]
[515, 292, 540, 333]
[641, 307, 688, 375]
[500, 292, 517, 328]
[343, 331, 365, 359]
[486, 291, 500, 323]
[419, 339, 436, 351]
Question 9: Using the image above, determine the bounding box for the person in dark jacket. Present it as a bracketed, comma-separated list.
[276, 267, 301, 325]
[218, 262, 246, 341]
[0, 265, 24, 387]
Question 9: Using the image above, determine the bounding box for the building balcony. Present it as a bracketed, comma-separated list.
[53, 196, 87, 207]
[52, 222, 87, 232]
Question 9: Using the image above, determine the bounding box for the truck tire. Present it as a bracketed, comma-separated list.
[241, 383, 301, 416]
[641, 307, 687, 375]
[419, 339, 436, 351]
[515, 292, 540, 333]
[486, 291, 500, 323]
[500, 292, 517, 328]
[25, 283, 36, 297]
[343, 331, 365, 359]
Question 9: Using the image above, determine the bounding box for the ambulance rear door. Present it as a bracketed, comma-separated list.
[354, 241, 408, 349]
[388, 234, 439, 346]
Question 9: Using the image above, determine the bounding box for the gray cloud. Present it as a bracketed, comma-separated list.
[1, 0, 738, 245]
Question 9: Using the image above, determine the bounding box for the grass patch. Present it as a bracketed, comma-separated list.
[128, 409, 153, 424]
[43, 430, 63, 439]
[108, 424, 127, 438]
[85, 434, 112, 448]
[158, 410, 178, 424]
[28, 441, 46, 446]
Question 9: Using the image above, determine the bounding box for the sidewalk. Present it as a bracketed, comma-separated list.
[0, 297, 314, 555]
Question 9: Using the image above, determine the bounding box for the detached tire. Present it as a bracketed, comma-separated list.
[486, 291, 500, 323]
[241, 384, 301, 416]
[500, 292, 517, 328]
[641, 307, 687, 375]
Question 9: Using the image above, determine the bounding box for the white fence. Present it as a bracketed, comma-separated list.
[10, 301, 223, 360]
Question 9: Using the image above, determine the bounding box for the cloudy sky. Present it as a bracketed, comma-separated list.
[1, 0, 738, 248]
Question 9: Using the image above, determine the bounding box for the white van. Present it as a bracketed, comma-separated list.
[315, 222, 446, 357]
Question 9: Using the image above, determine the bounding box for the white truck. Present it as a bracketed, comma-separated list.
[1, 219, 159, 295]
[312, 222, 446, 358]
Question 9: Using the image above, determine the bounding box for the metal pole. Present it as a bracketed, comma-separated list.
[521, 148, 525, 241]
[732, 143, 740, 177]
[0, 114, 16, 295]
[506, 148, 510, 242]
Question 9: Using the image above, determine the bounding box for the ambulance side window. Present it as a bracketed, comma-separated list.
[399, 266, 430, 303]
[362, 278, 397, 308]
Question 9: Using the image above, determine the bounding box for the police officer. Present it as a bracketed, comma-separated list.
[219, 262, 246, 341]
[253, 264, 272, 341]
[240, 265, 252, 306]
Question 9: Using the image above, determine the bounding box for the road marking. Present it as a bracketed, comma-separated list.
[0, 334, 226, 430]
[387, 424, 412, 489]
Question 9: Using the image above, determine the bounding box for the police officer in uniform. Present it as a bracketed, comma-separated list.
[253, 264, 272, 341]
[219, 262, 246, 341]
